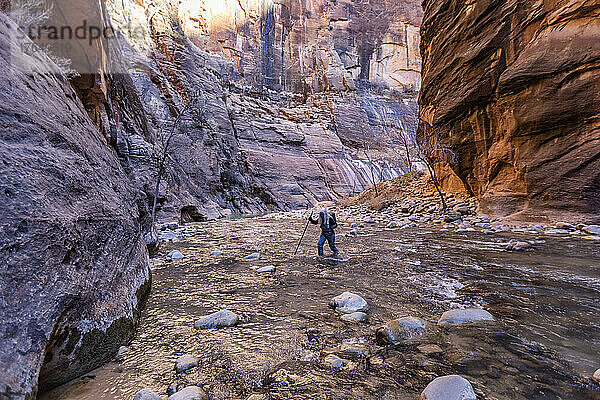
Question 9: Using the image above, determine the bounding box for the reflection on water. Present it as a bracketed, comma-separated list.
[41, 214, 600, 399]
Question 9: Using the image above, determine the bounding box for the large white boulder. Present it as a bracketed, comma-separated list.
[195, 310, 239, 329]
[329, 292, 368, 314]
[168, 386, 208, 400]
[133, 388, 162, 400]
[421, 375, 476, 400]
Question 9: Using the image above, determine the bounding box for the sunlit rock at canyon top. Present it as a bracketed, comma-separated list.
[179, 0, 422, 92]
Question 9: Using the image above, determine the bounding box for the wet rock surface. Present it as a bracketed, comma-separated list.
[438, 309, 495, 328]
[175, 355, 199, 373]
[195, 310, 239, 330]
[133, 388, 162, 400]
[167, 386, 208, 400]
[0, 13, 150, 399]
[329, 292, 369, 314]
[376, 317, 427, 345]
[41, 211, 600, 400]
[420, 375, 476, 400]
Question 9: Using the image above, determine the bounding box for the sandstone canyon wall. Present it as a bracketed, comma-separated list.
[0, 12, 151, 399]
[106, 0, 424, 219]
[419, 0, 600, 222]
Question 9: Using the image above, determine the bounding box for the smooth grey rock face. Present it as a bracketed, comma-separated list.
[329, 292, 369, 314]
[340, 312, 368, 323]
[175, 354, 199, 373]
[438, 309, 495, 327]
[376, 317, 427, 345]
[133, 388, 163, 400]
[167, 386, 208, 400]
[0, 13, 150, 398]
[421, 375, 476, 400]
[195, 310, 239, 329]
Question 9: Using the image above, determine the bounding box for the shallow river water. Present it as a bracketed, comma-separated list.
[42, 213, 600, 400]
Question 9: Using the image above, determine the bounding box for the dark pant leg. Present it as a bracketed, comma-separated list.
[325, 232, 338, 254]
[318, 234, 326, 256]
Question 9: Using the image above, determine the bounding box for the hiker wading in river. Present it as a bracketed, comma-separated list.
[309, 209, 339, 257]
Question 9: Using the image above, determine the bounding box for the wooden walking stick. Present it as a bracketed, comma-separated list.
[294, 211, 313, 255]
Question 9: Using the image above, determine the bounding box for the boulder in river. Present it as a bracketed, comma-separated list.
[257, 265, 276, 273]
[244, 253, 261, 261]
[195, 310, 239, 329]
[322, 354, 349, 369]
[555, 222, 575, 230]
[593, 368, 600, 384]
[133, 388, 162, 400]
[340, 312, 368, 323]
[247, 395, 270, 400]
[175, 354, 199, 373]
[167, 250, 185, 260]
[421, 375, 476, 400]
[506, 240, 532, 251]
[582, 225, 600, 235]
[376, 317, 427, 345]
[210, 250, 223, 256]
[167, 386, 208, 400]
[117, 346, 130, 358]
[438, 309, 495, 327]
[329, 292, 369, 314]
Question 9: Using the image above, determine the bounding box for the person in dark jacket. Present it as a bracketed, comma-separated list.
[309, 208, 339, 257]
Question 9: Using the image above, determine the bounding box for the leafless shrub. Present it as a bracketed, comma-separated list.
[151, 92, 206, 223]
[416, 121, 456, 211]
[381, 108, 413, 172]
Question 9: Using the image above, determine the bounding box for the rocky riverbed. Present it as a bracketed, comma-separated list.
[41, 209, 600, 400]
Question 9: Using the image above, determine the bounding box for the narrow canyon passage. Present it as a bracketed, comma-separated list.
[42, 213, 600, 400]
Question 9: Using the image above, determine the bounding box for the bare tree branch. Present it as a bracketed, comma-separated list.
[415, 121, 457, 211]
[151, 91, 203, 223]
